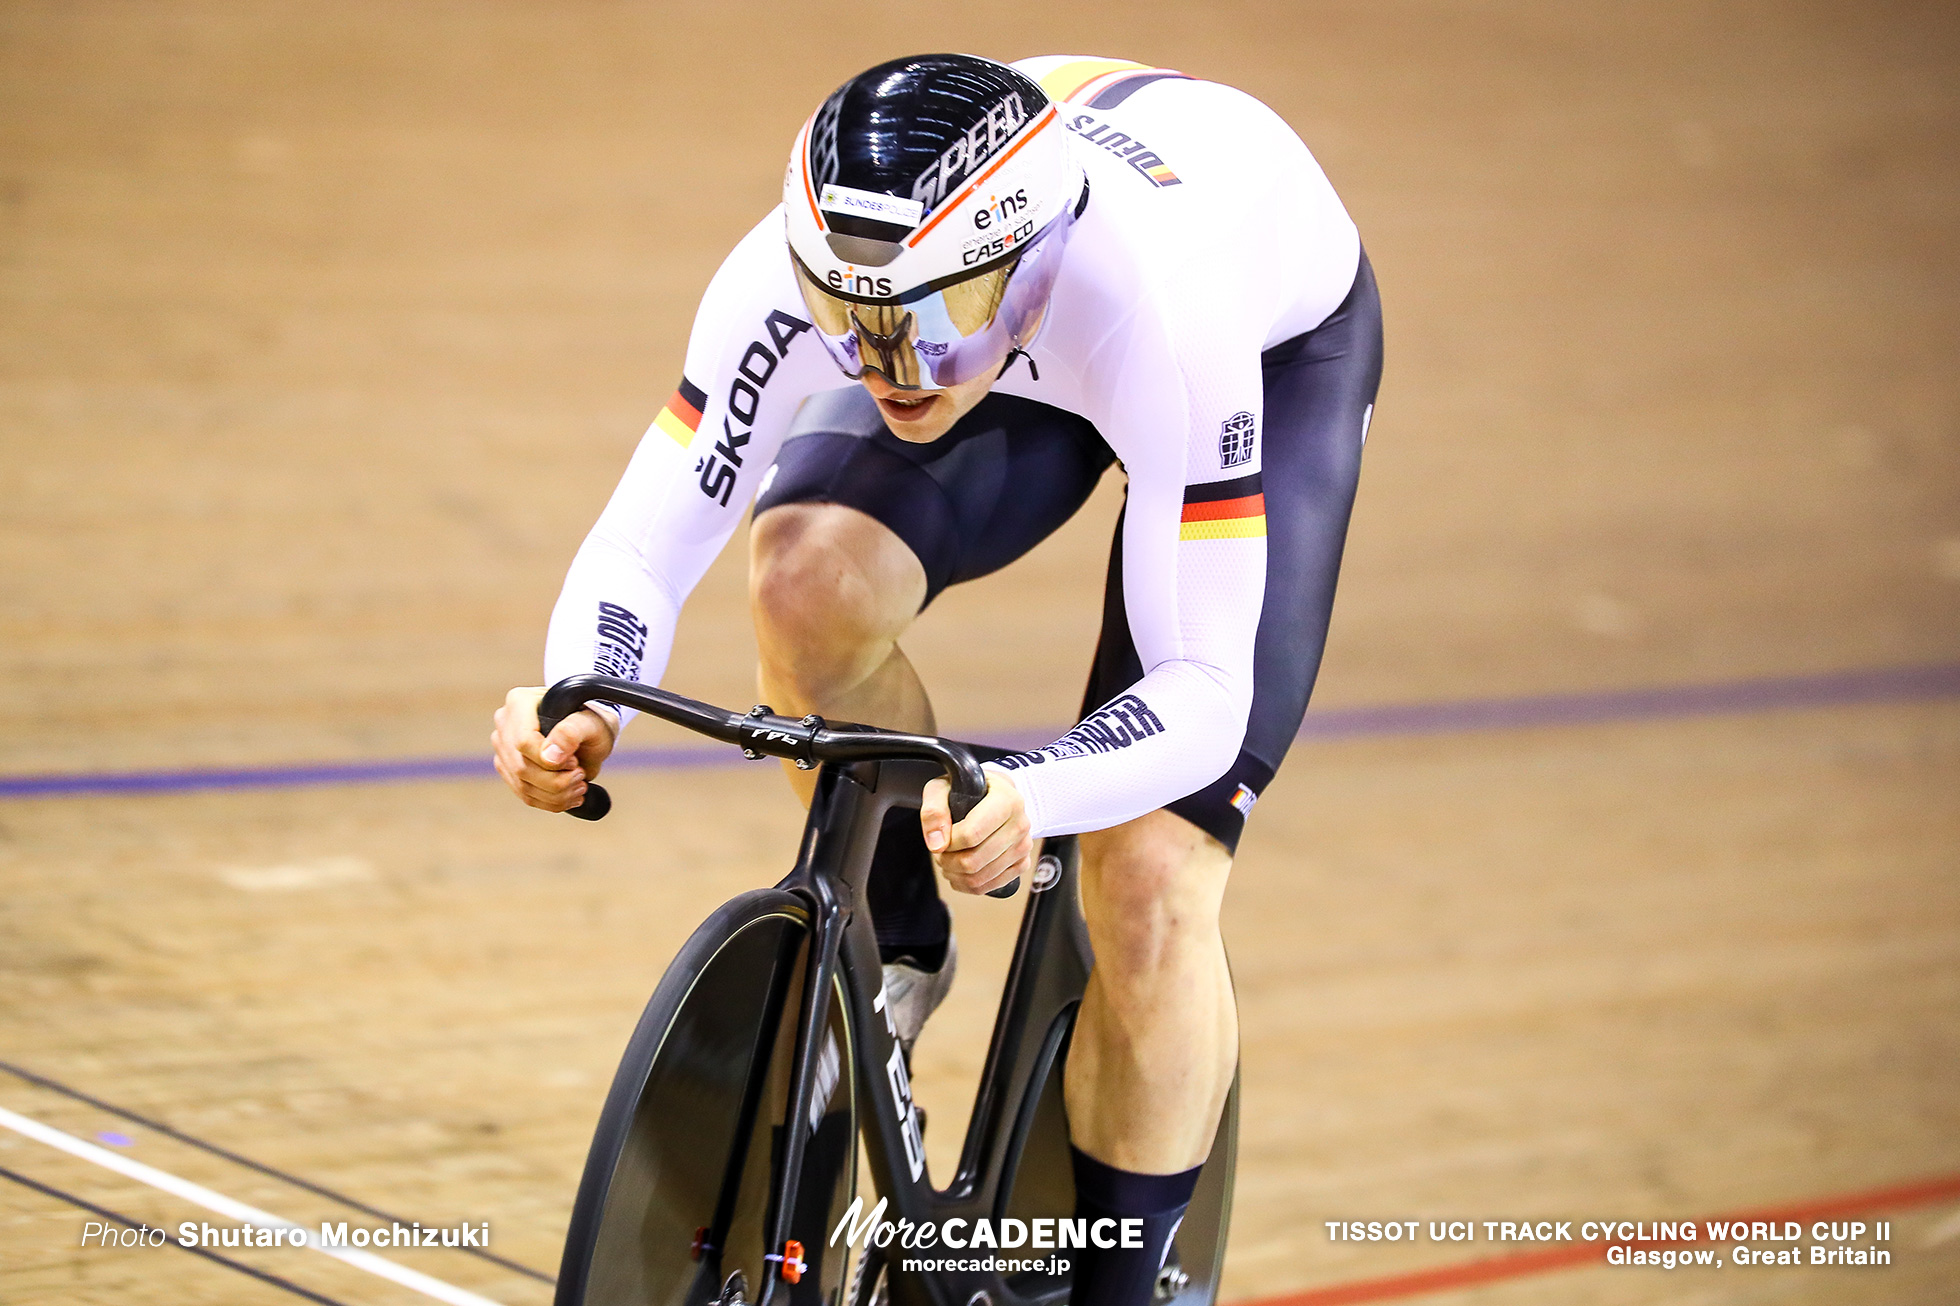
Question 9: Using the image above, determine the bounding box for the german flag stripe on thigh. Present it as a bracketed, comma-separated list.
[653, 377, 708, 448]
[1181, 472, 1266, 541]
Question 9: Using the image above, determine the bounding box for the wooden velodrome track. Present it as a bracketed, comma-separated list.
[2, 2, 1956, 1303]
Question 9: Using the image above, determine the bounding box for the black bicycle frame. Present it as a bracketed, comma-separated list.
[788, 759, 1091, 1306]
[539, 674, 1096, 1306]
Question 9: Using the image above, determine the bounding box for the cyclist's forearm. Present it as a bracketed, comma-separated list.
[995, 656, 1251, 838]
[543, 528, 686, 731]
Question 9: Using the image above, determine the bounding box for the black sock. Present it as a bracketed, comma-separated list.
[1067, 1147, 1202, 1306]
[867, 806, 950, 970]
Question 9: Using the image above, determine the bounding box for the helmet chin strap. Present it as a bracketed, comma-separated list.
[996, 299, 1050, 382]
[996, 347, 1039, 382]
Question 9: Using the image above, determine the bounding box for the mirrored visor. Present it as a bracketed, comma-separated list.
[793, 259, 1017, 389]
[790, 201, 1076, 391]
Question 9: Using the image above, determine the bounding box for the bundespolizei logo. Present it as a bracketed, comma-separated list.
[1219, 411, 1256, 468]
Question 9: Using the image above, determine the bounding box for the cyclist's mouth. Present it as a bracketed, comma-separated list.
[875, 391, 939, 424]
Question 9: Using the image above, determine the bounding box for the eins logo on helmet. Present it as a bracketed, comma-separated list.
[973, 188, 1031, 230]
[825, 268, 895, 297]
[911, 93, 1033, 212]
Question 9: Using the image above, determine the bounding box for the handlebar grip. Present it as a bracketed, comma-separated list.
[944, 755, 989, 824]
[941, 752, 1017, 898]
[538, 699, 611, 822]
[566, 783, 611, 821]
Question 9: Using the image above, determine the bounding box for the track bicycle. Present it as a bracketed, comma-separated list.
[537, 673, 1236, 1306]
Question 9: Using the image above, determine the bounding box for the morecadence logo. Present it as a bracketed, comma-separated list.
[831, 1194, 1153, 1268]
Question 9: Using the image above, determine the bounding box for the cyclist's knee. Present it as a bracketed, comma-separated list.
[1078, 810, 1232, 976]
[750, 504, 925, 693]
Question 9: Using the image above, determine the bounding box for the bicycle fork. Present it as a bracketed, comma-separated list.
[755, 765, 882, 1306]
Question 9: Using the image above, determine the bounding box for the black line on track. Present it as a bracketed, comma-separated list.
[0, 1163, 354, 1306]
[0, 1059, 555, 1285]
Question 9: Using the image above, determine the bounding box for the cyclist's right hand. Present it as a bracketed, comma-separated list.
[492, 685, 617, 812]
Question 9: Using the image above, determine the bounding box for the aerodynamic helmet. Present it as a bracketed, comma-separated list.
[784, 54, 1084, 390]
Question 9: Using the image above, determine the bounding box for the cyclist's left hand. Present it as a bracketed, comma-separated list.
[921, 770, 1032, 896]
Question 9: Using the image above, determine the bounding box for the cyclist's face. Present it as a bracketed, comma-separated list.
[859, 369, 994, 443]
[856, 303, 1047, 443]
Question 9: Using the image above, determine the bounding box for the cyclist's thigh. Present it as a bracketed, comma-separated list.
[1082, 250, 1384, 851]
[754, 386, 1116, 608]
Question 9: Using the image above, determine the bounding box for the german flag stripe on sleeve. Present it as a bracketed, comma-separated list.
[1180, 473, 1266, 541]
[653, 377, 707, 448]
[1036, 59, 1190, 108]
[1037, 58, 1149, 105]
[1085, 70, 1192, 111]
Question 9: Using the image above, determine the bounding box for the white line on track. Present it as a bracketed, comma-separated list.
[0, 1103, 505, 1306]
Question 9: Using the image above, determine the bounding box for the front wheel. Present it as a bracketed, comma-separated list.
[557, 890, 859, 1306]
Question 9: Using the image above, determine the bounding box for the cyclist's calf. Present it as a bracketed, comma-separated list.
[1067, 810, 1237, 1306]
[1077, 812, 1233, 986]
[1068, 809, 1238, 1176]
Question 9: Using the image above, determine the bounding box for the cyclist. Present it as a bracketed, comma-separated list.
[493, 53, 1380, 1306]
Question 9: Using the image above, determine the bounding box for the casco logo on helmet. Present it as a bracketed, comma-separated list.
[960, 220, 1037, 268]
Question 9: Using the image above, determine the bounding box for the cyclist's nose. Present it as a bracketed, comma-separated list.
[860, 371, 941, 401]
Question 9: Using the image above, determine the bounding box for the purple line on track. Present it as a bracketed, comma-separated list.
[1296, 660, 1960, 740]
[2, 662, 1954, 800]
[0, 746, 729, 798]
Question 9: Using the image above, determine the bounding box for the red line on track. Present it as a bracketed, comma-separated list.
[1239, 1171, 1960, 1306]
